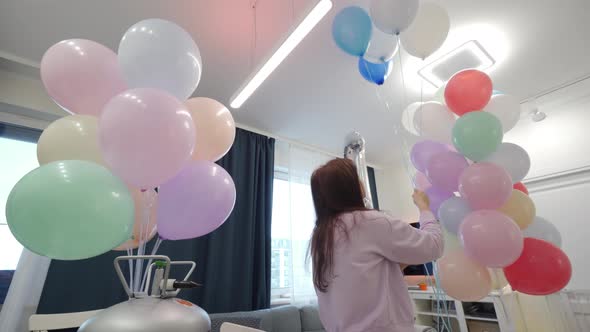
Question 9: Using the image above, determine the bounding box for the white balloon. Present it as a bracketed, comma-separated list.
[401, 102, 422, 135]
[484, 142, 531, 183]
[413, 102, 455, 143]
[400, 2, 450, 59]
[364, 28, 399, 63]
[523, 216, 563, 248]
[118, 19, 202, 101]
[483, 94, 521, 132]
[370, 0, 419, 35]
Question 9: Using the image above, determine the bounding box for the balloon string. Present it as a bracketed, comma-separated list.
[250, 0, 258, 71]
[127, 248, 134, 294]
[428, 264, 454, 331]
[372, 40, 417, 189]
[362, 57, 417, 185]
[134, 190, 152, 292]
[140, 237, 164, 293]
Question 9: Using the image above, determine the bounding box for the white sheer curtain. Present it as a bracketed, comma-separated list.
[272, 141, 332, 305]
[0, 135, 51, 331]
[0, 251, 50, 332]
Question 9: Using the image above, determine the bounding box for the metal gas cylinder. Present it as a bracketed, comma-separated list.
[79, 255, 211, 332]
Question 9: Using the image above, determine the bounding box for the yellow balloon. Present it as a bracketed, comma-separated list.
[498, 189, 536, 229]
[489, 268, 509, 290]
[37, 115, 104, 166]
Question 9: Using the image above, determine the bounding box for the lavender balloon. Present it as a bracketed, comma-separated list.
[438, 197, 471, 234]
[157, 161, 236, 240]
[426, 151, 468, 192]
[425, 186, 454, 216]
[410, 140, 451, 173]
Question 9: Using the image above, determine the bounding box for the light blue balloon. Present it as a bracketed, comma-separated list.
[438, 197, 472, 234]
[358, 57, 392, 85]
[332, 7, 372, 56]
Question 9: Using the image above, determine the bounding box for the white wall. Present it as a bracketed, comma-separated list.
[375, 165, 419, 223]
[505, 78, 590, 180]
[527, 169, 590, 290]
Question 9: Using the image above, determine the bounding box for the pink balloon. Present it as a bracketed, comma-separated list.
[414, 172, 432, 191]
[460, 210, 524, 268]
[459, 162, 512, 209]
[426, 151, 468, 192]
[41, 39, 127, 116]
[99, 88, 196, 189]
[158, 161, 236, 240]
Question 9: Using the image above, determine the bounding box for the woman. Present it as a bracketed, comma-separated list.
[310, 158, 443, 332]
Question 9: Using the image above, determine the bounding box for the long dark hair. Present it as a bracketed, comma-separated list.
[310, 158, 368, 292]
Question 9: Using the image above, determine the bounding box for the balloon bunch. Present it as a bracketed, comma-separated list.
[409, 69, 571, 300]
[5, 19, 237, 268]
[332, 0, 450, 85]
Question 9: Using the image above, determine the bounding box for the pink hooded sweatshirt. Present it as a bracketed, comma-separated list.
[316, 210, 443, 332]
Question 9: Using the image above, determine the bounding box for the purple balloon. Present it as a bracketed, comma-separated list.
[411, 140, 451, 173]
[426, 151, 469, 192]
[157, 161, 236, 240]
[425, 187, 454, 216]
[460, 210, 524, 268]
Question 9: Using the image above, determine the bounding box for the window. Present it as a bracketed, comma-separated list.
[270, 142, 331, 305]
[0, 124, 40, 304]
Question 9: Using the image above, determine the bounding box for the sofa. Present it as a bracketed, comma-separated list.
[209, 305, 435, 332]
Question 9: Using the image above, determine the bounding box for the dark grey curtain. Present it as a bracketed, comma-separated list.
[38, 128, 275, 315]
[367, 167, 380, 210]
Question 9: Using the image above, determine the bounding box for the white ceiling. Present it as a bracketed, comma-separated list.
[1, 0, 590, 167]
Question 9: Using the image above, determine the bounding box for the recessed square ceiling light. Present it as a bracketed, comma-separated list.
[418, 40, 495, 87]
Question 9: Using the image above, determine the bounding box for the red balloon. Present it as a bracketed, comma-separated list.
[514, 182, 529, 195]
[444, 69, 493, 116]
[504, 238, 572, 295]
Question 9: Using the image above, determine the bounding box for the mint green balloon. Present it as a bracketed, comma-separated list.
[452, 112, 503, 161]
[6, 160, 134, 260]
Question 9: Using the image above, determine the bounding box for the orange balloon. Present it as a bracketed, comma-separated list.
[185, 97, 236, 162]
[113, 188, 158, 251]
[498, 189, 536, 229]
[437, 249, 491, 301]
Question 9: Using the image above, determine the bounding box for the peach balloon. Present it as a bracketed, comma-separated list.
[499, 189, 536, 229]
[114, 188, 158, 251]
[186, 97, 236, 162]
[437, 249, 492, 301]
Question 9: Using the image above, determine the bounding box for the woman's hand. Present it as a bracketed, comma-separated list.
[412, 189, 430, 212]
